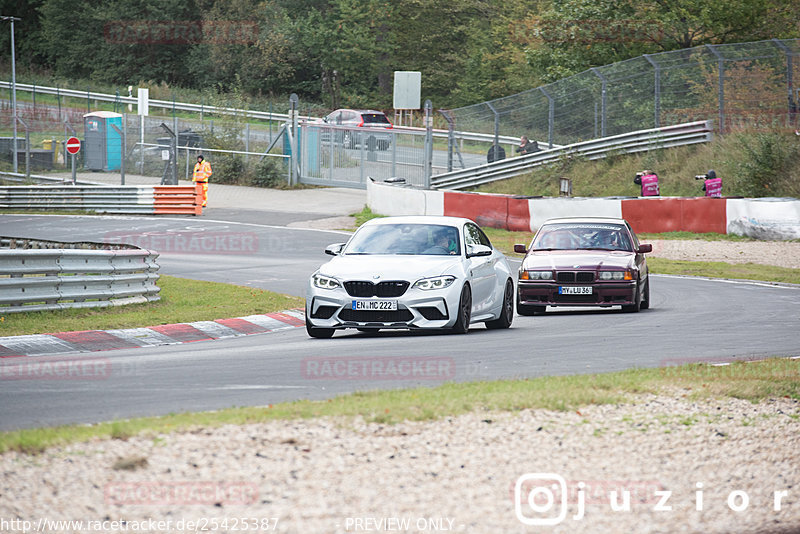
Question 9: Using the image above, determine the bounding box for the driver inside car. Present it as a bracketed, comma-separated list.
[423, 228, 457, 255]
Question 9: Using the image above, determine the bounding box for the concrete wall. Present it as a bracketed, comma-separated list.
[366, 179, 800, 239]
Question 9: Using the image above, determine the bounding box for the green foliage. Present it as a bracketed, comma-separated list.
[727, 132, 800, 198]
[2, 0, 800, 109]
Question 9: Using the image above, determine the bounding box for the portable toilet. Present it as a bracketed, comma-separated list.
[83, 111, 122, 171]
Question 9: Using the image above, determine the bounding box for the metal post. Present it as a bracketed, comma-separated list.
[87, 85, 90, 113]
[486, 101, 500, 147]
[24, 125, 30, 180]
[423, 99, 433, 188]
[644, 54, 661, 128]
[2, 16, 21, 174]
[591, 68, 607, 137]
[109, 122, 125, 185]
[772, 39, 794, 126]
[71, 151, 76, 185]
[289, 93, 299, 186]
[540, 86, 555, 148]
[706, 45, 725, 134]
[139, 115, 144, 174]
[57, 85, 61, 122]
[160, 123, 178, 185]
[439, 109, 455, 172]
[245, 123, 250, 164]
[32, 83, 35, 111]
[64, 121, 77, 183]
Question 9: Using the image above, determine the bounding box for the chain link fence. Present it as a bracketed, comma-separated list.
[445, 38, 800, 146]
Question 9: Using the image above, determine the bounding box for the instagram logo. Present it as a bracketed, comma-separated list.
[514, 473, 568, 526]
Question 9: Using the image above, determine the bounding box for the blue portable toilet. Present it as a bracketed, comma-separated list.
[83, 111, 122, 171]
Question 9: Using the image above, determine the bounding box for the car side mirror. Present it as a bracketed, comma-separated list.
[638, 244, 653, 253]
[466, 244, 492, 258]
[513, 244, 528, 254]
[325, 243, 345, 255]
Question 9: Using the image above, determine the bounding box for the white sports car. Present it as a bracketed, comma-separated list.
[305, 216, 515, 338]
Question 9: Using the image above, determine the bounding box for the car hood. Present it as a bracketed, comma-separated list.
[522, 250, 636, 270]
[318, 255, 463, 282]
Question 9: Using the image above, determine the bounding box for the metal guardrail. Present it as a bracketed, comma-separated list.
[0, 236, 160, 314]
[0, 184, 202, 215]
[431, 120, 713, 190]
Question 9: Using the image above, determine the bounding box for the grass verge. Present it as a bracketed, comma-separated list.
[647, 258, 800, 284]
[1, 357, 797, 454]
[0, 275, 303, 337]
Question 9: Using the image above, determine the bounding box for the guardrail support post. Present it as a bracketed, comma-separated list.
[644, 54, 661, 128]
[540, 87, 555, 149]
[424, 99, 433, 188]
[706, 45, 725, 134]
[289, 93, 299, 186]
[590, 68, 607, 138]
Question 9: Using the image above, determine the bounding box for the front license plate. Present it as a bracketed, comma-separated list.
[559, 286, 592, 295]
[352, 300, 398, 311]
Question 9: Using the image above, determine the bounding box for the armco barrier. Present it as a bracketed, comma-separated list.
[0, 236, 160, 314]
[367, 179, 799, 239]
[0, 184, 202, 215]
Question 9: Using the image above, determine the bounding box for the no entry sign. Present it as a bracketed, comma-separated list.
[66, 137, 81, 155]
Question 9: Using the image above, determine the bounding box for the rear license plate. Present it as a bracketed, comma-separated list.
[352, 300, 398, 311]
[559, 286, 592, 295]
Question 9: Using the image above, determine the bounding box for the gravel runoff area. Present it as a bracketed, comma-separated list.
[648, 240, 800, 270]
[1, 395, 798, 533]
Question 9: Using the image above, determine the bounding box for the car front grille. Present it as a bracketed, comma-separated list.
[556, 271, 594, 283]
[344, 280, 409, 298]
[338, 309, 414, 323]
[554, 294, 597, 303]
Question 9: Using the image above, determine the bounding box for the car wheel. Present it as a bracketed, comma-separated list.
[517, 302, 544, 316]
[486, 280, 513, 329]
[641, 278, 651, 310]
[449, 284, 472, 334]
[622, 284, 641, 313]
[306, 318, 334, 338]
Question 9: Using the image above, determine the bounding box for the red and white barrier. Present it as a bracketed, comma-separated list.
[367, 180, 800, 239]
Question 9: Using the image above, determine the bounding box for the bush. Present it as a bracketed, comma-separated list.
[248, 157, 285, 188]
[729, 132, 800, 197]
[212, 154, 245, 184]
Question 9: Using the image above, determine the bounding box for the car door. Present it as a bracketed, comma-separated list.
[463, 222, 497, 315]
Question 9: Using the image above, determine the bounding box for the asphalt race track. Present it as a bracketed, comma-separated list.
[2, 214, 799, 430]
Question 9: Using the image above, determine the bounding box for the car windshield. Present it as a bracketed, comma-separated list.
[531, 223, 633, 251]
[345, 224, 460, 256]
[361, 113, 391, 125]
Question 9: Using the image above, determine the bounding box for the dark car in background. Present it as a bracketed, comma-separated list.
[514, 217, 652, 314]
[317, 109, 393, 150]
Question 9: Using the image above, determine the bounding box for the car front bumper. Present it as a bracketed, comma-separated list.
[306, 281, 462, 330]
[517, 281, 637, 307]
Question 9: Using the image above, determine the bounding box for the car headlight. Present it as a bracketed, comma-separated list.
[599, 270, 634, 280]
[521, 270, 553, 280]
[312, 273, 341, 289]
[413, 275, 456, 290]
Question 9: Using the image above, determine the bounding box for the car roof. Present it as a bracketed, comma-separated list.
[362, 215, 474, 227]
[329, 108, 386, 115]
[540, 217, 628, 225]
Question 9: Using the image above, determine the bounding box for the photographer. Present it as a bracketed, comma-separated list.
[695, 169, 722, 197]
[633, 170, 660, 196]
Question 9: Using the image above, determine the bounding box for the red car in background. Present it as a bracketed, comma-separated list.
[514, 217, 652, 314]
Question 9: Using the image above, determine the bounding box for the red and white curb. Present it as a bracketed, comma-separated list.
[0, 309, 305, 358]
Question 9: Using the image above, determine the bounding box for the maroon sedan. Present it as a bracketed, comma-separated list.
[514, 217, 652, 314]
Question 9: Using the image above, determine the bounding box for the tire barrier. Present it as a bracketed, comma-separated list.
[0, 236, 160, 314]
[367, 179, 800, 239]
[0, 184, 202, 215]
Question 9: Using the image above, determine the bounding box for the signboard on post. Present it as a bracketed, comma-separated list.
[137, 88, 149, 116]
[393, 71, 422, 110]
[66, 136, 80, 185]
[66, 137, 81, 154]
